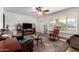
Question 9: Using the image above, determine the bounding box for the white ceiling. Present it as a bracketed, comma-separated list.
[4, 7, 70, 17]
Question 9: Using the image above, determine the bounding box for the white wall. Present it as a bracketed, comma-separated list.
[4, 11, 37, 30]
[36, 16, 51, 33]
[0, 7, 3, 29]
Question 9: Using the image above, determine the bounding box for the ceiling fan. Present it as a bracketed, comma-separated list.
[36, 7, 49, 15]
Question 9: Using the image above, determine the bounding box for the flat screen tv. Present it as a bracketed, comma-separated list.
[23, 23, 32, 29]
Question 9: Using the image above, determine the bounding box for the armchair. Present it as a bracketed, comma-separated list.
[49, 26, 60, 41]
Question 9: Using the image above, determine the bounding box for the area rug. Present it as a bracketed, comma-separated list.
[33, 36, 69, 52]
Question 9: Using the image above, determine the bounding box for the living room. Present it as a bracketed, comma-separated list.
[0, 7, 79, 52]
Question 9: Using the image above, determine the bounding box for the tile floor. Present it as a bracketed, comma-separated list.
[66, 47, 79, 52]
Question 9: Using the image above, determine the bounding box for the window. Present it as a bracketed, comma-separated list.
[54, 17, 66, 32]
[66, 17, 77, 33]
[49, 16, 77, 34]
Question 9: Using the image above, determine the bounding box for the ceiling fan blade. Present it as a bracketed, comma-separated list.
[43, 10, 49, 12]
[36, 7, 42, 12]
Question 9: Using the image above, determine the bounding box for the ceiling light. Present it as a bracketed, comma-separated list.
[37, 11, 43, 16]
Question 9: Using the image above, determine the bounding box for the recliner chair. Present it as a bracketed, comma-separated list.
[67, 34, 79, 49]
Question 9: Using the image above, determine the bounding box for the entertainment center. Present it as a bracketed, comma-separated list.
[16, 23, 36, 35]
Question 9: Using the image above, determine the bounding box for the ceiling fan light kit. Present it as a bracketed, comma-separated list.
[37, 11, 43, 15]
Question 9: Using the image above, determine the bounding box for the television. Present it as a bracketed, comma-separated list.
[23, 23, 32, 29]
